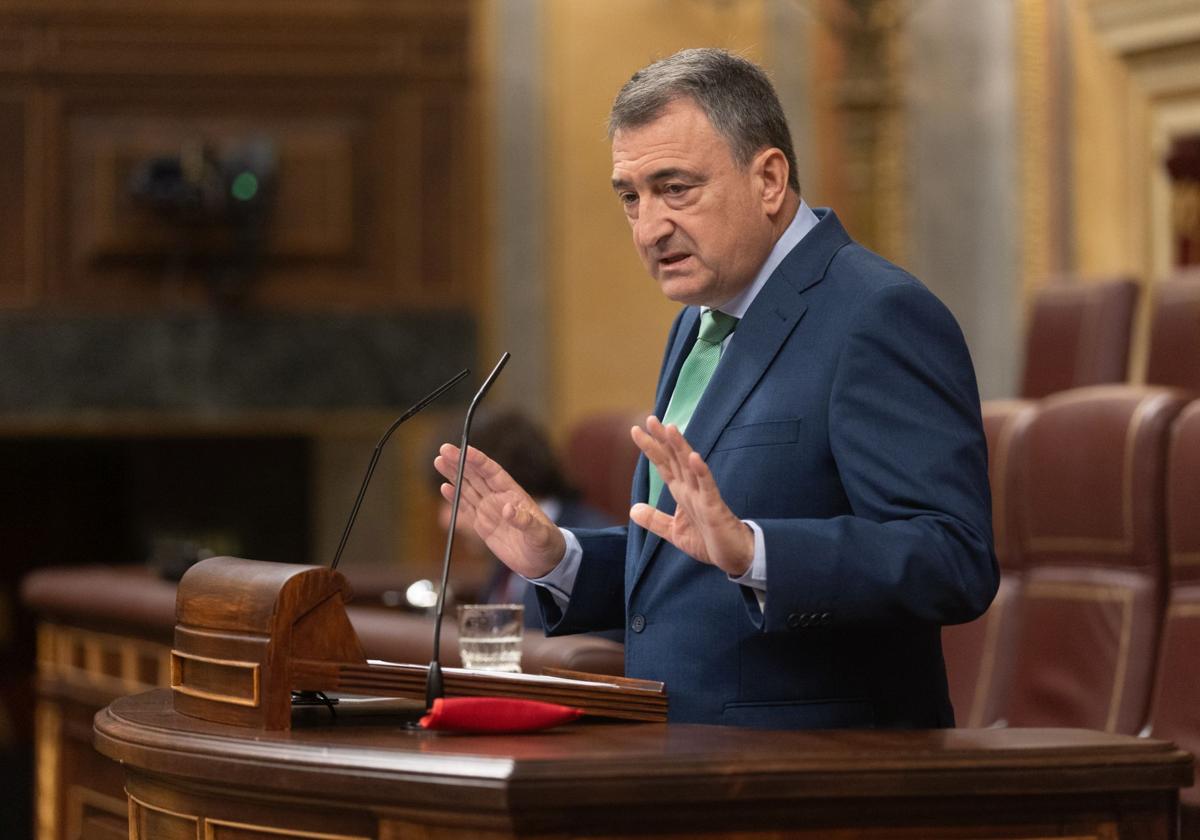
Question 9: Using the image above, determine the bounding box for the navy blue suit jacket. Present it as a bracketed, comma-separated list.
[483, 499, 621, 641]
[539, 209, 998, 729]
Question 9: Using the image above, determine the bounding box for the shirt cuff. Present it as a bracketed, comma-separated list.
[523, 527, 581, 613]
[729, 520, 767, 613]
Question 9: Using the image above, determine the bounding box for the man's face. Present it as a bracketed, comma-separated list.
[611, 98, 777, 308]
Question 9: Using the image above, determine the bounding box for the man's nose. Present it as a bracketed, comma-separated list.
[633, 198, 673, 250]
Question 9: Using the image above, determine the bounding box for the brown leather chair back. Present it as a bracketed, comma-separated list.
[1020, 278, 1140, 399]
[1148, 401, 1200, 827]
[943, 399, 1035, 727]
[1145, 271, 1200, 393]
[563, 410, 644, 523]
[1004, 386, 1187, 733]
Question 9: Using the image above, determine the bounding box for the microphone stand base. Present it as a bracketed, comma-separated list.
[290, 691, 340, 707]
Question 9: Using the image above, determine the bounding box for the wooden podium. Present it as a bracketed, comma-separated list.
[170, 556, 665, 727]
[90, 555, 1192, 839]
[96, 690, 1192, 840]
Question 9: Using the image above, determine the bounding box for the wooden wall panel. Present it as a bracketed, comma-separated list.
[70, 114, 358, 261]
[59, 96, 381, 309]
[0, 96, 30, 306]
[67, 786, 127, 840]
[130, 798, 199, 840]
[0, 0, 474, 313]
[0, 25, 33, 73]
[420, 96, 462, 297]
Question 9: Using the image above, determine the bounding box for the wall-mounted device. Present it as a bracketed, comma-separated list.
[128, 137, 278, 306]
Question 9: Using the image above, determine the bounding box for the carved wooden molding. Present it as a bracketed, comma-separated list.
[1089, 0, 1200, 56]
[1074, 1, 1200, 288]
[1086, 0, 1200, 105]
[128, 793, 201, 840]
[38, 623, 172, 697]
[66, 785, 126, 840]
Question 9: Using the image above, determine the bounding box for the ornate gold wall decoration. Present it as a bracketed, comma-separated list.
[1016, 0, 1054, 303]
[811, 0, 912, 264]
[1087, 0, 1200, 377]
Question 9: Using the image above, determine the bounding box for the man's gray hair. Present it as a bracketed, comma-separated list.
[608, 48, 800, 193]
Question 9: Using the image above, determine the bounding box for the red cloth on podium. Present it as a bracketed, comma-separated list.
[419, 697, 583, 733]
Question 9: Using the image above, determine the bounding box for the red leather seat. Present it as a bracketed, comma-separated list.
[1148, 401, 1200, 833]
[1003, 386, 1188, 733]
[563, 410, 645, 524]
[1020, 278, 1140, 399]
[943, 399, 1035, 727]
[1145, 271, 1200, 393]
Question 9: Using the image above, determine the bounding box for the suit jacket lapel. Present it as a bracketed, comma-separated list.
[628, 209, 852, 595]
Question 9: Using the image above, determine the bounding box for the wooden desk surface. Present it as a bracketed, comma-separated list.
[96, 690, 1194, 839]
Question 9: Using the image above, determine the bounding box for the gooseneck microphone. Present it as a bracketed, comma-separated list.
[426, 352, 510, 708]
[329, 368, 470, 572]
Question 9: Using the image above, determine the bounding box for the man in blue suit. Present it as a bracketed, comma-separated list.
[435, 48, 997, 728]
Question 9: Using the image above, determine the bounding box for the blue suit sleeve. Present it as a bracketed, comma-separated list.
[752, 281, 998, 631]
[534, 526, 628, 634]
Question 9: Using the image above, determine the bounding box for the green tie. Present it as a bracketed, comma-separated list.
[648, 309, 739, 507]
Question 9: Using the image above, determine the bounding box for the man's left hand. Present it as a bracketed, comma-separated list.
[630, 416, 754, 577]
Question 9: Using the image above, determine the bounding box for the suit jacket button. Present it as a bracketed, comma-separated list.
[820, 612, 832, 627]
[787, 612, 806, 630]
[630, 614, 646, 633]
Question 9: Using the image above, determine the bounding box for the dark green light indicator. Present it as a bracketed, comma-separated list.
[231, 171, 259, 202]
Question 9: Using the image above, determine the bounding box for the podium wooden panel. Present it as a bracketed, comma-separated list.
[24, 563, 626, 840]
[167, 556, 664, 725]
[96, 690, 1192, 840]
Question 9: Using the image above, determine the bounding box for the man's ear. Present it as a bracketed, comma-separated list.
[753, 147, 790, 214]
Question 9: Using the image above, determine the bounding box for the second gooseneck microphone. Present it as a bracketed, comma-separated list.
[330, 368, 470, 572]
[426, 352, 510, 708]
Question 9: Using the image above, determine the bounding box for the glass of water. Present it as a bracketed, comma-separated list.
[456, 604, 523, 672]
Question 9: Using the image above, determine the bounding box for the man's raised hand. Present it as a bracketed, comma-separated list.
[629, 416, 754, 577]
[433, 443, 566, 579]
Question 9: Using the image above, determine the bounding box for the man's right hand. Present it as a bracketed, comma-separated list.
[433, 443, 567, 579]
